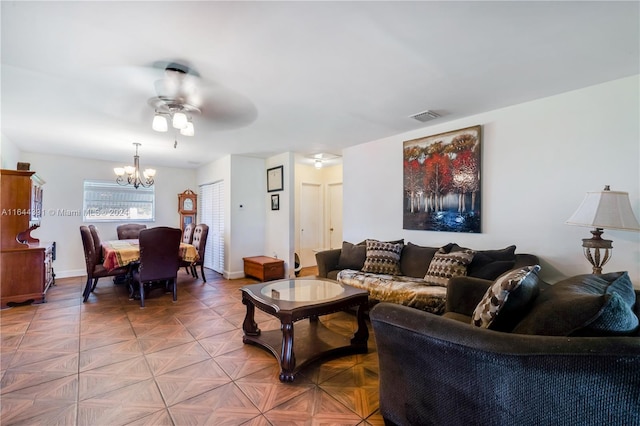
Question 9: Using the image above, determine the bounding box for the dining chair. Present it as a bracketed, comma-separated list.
[116, 223, 147, 240]
[79, 225, 130, 302]
[190, 223, 209, 282]
[131, 226, 182, 307]
[181, 223, 194, 275]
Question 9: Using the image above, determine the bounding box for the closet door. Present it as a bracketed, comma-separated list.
[200, 180, 224, 274]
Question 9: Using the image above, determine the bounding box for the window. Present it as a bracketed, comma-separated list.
[83, 180, 155, 222]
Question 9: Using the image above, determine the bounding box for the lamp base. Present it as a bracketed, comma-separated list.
[581, 228, 612, 275]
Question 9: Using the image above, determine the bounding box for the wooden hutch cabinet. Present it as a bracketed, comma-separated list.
[1, 169, 55, 308]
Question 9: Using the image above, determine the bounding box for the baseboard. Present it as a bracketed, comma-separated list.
[54, 269, 86, 279]
[226, 270, 246, 280]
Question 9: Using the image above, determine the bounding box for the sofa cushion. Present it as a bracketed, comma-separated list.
[472, 265, 541, 329]
[400, 243, 439, 278]
[423, 248, 475, 286]
[362, 240, 404, 275]
[450, 244, 517, 279]
[471, 260, 516, 280]
[337, 269, 447, 314]
[336, 241, 367, 270]
[513, 271, 639, 336]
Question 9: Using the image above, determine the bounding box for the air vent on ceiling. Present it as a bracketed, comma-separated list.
[410, 110, 440, 123]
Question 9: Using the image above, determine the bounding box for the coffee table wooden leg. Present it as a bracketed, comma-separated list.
[279, 321, 296, 382]
[351, 301, 369, 346]
[242, 297, 260, 336]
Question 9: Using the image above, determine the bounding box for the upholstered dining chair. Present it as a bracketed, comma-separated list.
[181, 223, 194, 275]
[116, 223, 147, 240]
[79, 225, 130, 302]
[131, 226, 182, 307]
[190, 223, 209, 282]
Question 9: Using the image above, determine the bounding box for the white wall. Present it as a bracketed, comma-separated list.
[229, 155, 267, 278]
[265, 152, 295, 276]
[343, 75, 640, 286]
[196, 154, 267, 279]
[0, 133, 21, 169]
[20, 152, 197, 277]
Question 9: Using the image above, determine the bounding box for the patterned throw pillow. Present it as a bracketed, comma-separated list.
[423, 248, 475, 286]
[361, 239, 403, 275]
[472, 265, 541, 328]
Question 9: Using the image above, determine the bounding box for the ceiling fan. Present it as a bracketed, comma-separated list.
[77, 59, 257, 146]
[145, 60, 257, 147]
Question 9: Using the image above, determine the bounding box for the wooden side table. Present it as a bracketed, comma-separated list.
[243, 256, 285, 282]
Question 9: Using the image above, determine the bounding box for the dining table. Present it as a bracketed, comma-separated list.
[102, 239, 199, 271]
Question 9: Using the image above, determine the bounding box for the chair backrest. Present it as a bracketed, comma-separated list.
[117, 223, 147, 240]
[182, 223, 194, 244]
[79, 226, 98, 273]
[88, 224, 103, 262]
[192, 224, 209, 259]
[138, 227, 182, 282]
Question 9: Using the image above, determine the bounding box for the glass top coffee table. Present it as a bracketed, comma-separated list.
[241, 278, 369, 382]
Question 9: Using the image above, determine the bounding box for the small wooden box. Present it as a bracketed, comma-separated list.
[243, 256, 285, 282]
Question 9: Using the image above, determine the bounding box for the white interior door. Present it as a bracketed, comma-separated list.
[299, 183, 322, 268]
[328, 183, 343, 249]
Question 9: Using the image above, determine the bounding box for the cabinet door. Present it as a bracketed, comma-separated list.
[0, 249, 45, 307]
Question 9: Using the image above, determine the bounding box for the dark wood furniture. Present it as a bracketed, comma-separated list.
[1, 169, 54, 308]
[243, 255, 285, 281]
[241, 278, 369, 382]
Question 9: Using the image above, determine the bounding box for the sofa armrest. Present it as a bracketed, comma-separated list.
[315, 248, 341, 278]
[445, 276, 493, 316]
[370, 302, 640, 426]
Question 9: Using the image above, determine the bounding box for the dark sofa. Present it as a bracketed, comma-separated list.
[370, 271, 640, 426]
[316, 240, 538, 313]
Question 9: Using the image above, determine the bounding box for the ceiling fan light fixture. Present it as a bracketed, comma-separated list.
[172, 111, 188, 129]
[152, 114, 168, 132]
[180, 120, 194, 136]
[314, 159, 323, 169]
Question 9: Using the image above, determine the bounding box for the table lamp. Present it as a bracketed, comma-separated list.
[566, 185, 640, 274]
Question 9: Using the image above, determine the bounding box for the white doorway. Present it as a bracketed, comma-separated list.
[299, 182, 322, 268]
[328, 183, 343, 249]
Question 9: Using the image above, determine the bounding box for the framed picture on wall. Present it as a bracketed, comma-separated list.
[403, 125, 482, 233]
[271, 194, 280, 211]
[267, 165, 284, 192]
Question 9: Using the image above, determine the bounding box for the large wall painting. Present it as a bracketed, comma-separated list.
[403, 125, 481, 233]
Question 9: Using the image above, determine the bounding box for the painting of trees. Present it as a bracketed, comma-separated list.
[403, 125, 481, 233]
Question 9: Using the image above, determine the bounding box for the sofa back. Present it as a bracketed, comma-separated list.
[315, 243, 539, 283]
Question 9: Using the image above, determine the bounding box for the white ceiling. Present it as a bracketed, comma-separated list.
[2, 1, 638, 169]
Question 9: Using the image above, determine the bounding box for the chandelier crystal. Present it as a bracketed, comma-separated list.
[114, 143, 156, 189]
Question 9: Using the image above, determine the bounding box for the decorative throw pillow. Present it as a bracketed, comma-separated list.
[471, 265, 541, 329]
[423, 248, 475, 286]
[361, 239, 403, 275]
[450, 244, 517, 279]
[400, 242, 439, 278]
[336, 241, 367, 270]
[512, 271, 639, 336]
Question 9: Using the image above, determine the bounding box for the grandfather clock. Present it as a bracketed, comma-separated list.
[178, 189, 197, 232]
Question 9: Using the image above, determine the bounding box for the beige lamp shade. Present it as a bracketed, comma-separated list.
[566, 188, 640, 231]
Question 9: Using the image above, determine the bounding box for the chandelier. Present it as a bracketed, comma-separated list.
[114, 143, 156, 189]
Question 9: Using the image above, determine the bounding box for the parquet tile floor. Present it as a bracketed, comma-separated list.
[0, 268, 384, 425]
